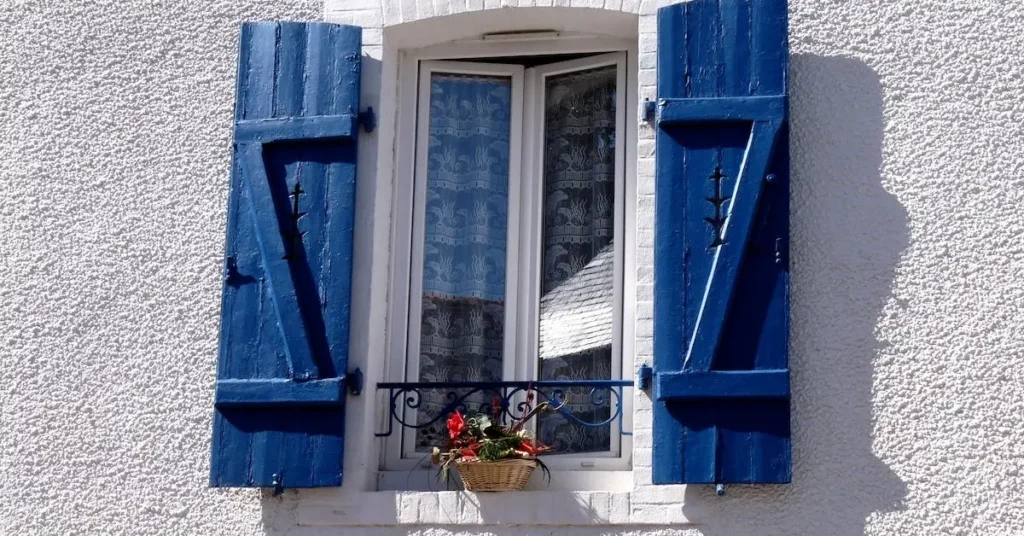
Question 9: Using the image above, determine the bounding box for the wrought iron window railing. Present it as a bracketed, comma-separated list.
[375, 380, 634, 438]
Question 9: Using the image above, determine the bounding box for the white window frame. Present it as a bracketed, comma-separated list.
[402, 60, 526, 461]
[521, 52, 629, 467]
[383, 36, 638, 486]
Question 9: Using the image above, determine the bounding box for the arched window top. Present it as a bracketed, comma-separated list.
[384, 7, 638, 49]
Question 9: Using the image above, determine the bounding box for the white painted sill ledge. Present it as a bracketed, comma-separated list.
[293, 487, 698, 527]
[377, 469, 633, 492]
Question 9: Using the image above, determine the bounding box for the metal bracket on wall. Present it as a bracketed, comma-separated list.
[346, 368, 364, 396]
[358, 107, 376, 133]
[640, 99, 657, 123]
[637, 364, 653, 392]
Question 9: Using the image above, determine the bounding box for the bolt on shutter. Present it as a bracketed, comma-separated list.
[652, 0, 791, 485]
[210, 22, 363, 489]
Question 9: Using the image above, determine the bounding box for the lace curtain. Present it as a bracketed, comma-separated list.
[537, 65, 617, 455]
[411, 66, 618, 455]
[415, 73, 511, 450]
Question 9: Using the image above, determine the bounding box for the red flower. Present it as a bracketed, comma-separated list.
[447, 410, 466, 439]
[460, 448, 477, 458]
[518, 439, 551, 456]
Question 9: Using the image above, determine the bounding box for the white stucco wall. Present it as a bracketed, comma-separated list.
[3, 0, 1024, 534]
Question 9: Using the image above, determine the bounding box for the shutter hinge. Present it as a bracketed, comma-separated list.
[223, 256, 255, 287]
[224, 256, 241, 284]
[346, 368, 364, 396]
[358, 107, 376, 133]
[637, 364, 653, 392]
[640, 99, 656, 123]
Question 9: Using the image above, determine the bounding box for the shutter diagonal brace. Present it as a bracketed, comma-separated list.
[682, 120, 783, 373]
[239, 142, 320, 381]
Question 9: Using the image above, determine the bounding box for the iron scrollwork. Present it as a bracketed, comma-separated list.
[374, 380, 634, 438]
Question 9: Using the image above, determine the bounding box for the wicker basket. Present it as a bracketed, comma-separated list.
[455, 458, 537, 491]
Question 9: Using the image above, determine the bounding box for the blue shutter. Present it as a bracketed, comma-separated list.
[210, 22, 362, 489]
[653, 0, 791, 485]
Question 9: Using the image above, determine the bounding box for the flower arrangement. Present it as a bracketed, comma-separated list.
[431, 392, 554, 491]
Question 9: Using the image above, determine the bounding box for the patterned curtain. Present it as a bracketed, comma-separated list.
[537, 66, 618, 454]
[414, 73, 511, 450]
[409, 66, 618, 455]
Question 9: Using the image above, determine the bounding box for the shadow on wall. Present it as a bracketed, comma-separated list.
[255, 54, 909, 536]
[682, 54, 909, 536]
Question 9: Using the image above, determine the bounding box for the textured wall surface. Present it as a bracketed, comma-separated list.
[2, 0, 1024, 535]
[0, 1, 322, 535]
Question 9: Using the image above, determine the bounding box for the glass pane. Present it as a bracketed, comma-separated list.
[538, 65, 618, 455]
[415, 73, 512, 450]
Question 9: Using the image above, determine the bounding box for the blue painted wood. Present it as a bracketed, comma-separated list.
[657, 96, 787, 123]
[684, 120, 783, 372]
[666, 0, 724, 485]
[234, 114, 358, 143]
[237, 143, 321, 380]
[210, 22, 362, 489]
[653, 0, 791, 486]
[655, 370, 789, 400]
[215, 378, 347, 406]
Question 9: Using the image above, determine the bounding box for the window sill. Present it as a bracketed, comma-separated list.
[293, 484, 699, 527]
[377, 469, 632, 492]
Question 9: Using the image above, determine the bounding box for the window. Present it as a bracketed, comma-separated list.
[387, 44, 633, 475]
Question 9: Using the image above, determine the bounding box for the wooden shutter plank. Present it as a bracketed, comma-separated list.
[684, 410, 717, 483]
[276, 22, 308, 117]
[319, 24, 360, 379]
[751, 0, 787, 96]
[719, 0, 751, 96]
[719, 412, 755, 482]
[654, 3, 688, 376]
[755, 405, 791, 481]
[241, 22, 286, 384]
[303, 25, 327, 113]
[655, 369, 789, 399]
[652, 2, 692, 484]
[658, 96, 786, 123]
[239, 23, 276, 122]
[221, 22, 277, 384]
[211, 398, 252, 487]
[215, 378, 346, 406]
[687, 0, 720, 99]
[252, 22, 351, 490]
[678, 0, 724, 374]
[234, 115, 357, 143]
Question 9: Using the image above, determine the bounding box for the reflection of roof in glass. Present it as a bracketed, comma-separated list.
[539, 245, 614, 360]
